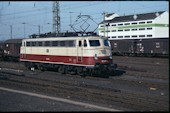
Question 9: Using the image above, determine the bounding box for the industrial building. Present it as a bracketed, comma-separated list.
[98, 11, 169, 56]
[98, 11, 169, 39]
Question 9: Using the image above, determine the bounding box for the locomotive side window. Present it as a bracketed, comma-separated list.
[32, 42, 36, 46]
[37, 42, 43, 46]
[26, 42, 31, 46]
[68, 40, 75, 47]
[60, 41, 66, 47]
[45, 41, 50, 46]
[52, 41, 58, 46]
[89, 40, 100, 47]
[51, 40, 75, 47]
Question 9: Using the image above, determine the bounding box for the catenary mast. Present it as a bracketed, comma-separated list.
[52, 1, 60, 35]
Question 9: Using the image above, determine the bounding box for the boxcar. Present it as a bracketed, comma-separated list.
[110, 38, 169, 57]
[3, 39, 23, 61]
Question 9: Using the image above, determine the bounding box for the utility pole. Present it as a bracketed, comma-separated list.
[53, 1, 60, 35]
[107, 23, 109, 38]
[38, 25, 40, 35]
[69, 12, 73, 32]
[10, 25, 12, 39]
[102, 12, 106, 37]
[22, 22, 26, 38]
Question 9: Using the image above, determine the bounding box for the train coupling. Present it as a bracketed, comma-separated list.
[95, 63, 117, 70]
[92, 63, 117, 77]
[110, 63, 117, 70]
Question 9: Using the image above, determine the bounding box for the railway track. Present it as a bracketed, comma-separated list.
[0, 68, 169, 111]
[113, 56, 169, 80]
[0, 56, 169, 111]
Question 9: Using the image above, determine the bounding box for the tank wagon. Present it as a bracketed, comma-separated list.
[20, 36, 117, 78]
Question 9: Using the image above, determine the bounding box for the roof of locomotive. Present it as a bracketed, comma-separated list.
[22, 36, 107, 42]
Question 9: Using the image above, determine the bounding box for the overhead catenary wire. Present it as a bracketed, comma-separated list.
[0, 1, 168, 39]
[0, 2, 167, 21]
[0, 5, 167, 23]
[0, 2, 107, 17]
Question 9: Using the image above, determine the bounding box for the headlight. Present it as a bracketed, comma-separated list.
[94, 54, 98, 60]
[109, 56, 113, 60]
[109, 53, 112, 59]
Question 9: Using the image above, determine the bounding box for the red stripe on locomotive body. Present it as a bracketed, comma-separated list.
[20, 54, 111, 66]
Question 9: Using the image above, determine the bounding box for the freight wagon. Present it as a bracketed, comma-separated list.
[2, 39, 22, 61]
[110, 38, 169, 57]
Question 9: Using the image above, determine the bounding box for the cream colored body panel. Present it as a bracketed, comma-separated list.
[20, 36, 112, 57]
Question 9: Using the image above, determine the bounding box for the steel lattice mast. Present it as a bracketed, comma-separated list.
[52, 1, 60, 35]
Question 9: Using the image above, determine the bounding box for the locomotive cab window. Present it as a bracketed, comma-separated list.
[89, 40, 100, 47]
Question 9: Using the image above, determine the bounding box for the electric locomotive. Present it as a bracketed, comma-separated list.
[20, 36, 117, 77]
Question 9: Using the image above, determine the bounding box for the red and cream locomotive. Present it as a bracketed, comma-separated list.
[20, 36, 117, 77]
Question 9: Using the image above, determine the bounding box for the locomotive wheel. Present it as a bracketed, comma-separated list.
[58, 65, 66, 74]
[80, 67, 90, 77]
[25, 62, 33, 70]
[37, 64, 46, 71]
[75, 67, 83, 75]
[101, 68, 109, 78]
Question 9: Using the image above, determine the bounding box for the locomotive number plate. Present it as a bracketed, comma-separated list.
[101, 60, 108, 63]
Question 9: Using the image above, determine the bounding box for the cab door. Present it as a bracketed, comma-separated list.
[23, 41, 26, 59]
[77, 40, 83, 63]
[21, 41, 26, 59]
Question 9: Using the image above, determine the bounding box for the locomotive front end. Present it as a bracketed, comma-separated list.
[85, 37, 117, 78]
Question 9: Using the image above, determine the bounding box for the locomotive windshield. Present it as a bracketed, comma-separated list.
[89, 40, 100, 47]
[103, 39, 109, 47]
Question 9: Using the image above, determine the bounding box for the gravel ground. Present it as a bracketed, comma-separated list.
[0, 56, 169, 111]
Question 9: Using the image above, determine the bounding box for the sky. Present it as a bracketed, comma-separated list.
[0, 1, 169, 40]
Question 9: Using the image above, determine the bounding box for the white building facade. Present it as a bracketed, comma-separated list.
[98, 11, 169, 40]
